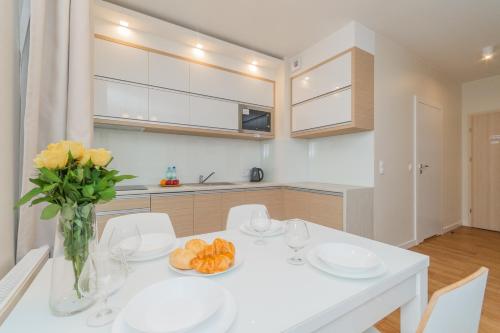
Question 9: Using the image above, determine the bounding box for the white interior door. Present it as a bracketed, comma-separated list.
[415, 98, 443, 242]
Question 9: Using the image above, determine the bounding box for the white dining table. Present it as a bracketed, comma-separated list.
[1, 222, 428, 333]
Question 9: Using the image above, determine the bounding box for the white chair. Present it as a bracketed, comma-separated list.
[99, 212, 176, 249]
[365, 266, 489, 333]
[226, 204, 268, 230]
[0, 245, 49, 324]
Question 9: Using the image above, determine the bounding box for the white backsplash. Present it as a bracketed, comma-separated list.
[94, 128, 262, 185]
[307, 132, 374, 186]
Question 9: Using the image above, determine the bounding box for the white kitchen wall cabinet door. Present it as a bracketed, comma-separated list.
[292, 89, 351, 132]
[290, 47, 373, 138]
[189, 96, 239, 130]
[189, 63, 273, 107]
[292, 52, 351, 105]
[149, 88, 189, 124]
[149, 53, 189, 91]
[94, 38, 148, 84]
[94, 78, 148, 120]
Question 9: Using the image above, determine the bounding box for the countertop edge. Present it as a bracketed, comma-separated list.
[115, 182, 373, 196]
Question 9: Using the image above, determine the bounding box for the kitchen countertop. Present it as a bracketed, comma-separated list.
[116, 181, 371, 196]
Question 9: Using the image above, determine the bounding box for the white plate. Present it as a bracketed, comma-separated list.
[113, 288, 236, 333]
[134, 233, 176, 257]
[124, 239, 178, 262]
[124, 277, 224, 333]
[168, 250, 244, 277]
[240, 220, 284, 237]
[316, 243, 382, 272]
[308, 247, 387, 279]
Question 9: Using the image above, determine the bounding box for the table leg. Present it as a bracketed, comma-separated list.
[400, 268, 428, 333]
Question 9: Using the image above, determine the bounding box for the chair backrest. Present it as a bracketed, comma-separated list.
[226, 204, 268, 230]
[0, 245, 49, 324]
[417, 266, 489, 333]
[99, 212, 176, 248]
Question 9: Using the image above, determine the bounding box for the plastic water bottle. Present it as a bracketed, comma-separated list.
[172, 166, 177, 180]
[165, 166, 172, 180]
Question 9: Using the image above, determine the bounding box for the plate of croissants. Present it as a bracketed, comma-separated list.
[168, 238, 242, 276]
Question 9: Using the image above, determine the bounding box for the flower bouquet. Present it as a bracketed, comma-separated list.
[17, 140, 135, 315]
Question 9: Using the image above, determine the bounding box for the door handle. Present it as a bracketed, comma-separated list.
[418, 164, 430, 174]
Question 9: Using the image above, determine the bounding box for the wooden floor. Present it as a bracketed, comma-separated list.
[376, 227, 500, 333]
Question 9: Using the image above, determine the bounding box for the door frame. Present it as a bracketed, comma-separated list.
[413, 96, 443, 243]
[468, 109, 500, 228]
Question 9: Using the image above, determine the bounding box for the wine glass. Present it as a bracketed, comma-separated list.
[250, 209, 271, 245]
[108, 225, 142, 272]
[78, 250, 126, 327]
[285, 219, 310, 265]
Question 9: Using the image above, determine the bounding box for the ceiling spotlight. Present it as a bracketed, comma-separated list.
[119, 20, 129, 27]
[304, 76, 310, 81]
[251, 60, 258, 65]
[248, 64, 258, 72]
[117, 25, 130, 36]
[482, 46, 494, 61]
[196, 43, 204, 49]
[192, 47, 205, 58]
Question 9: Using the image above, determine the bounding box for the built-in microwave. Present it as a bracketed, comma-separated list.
[239, 104, 272, 133]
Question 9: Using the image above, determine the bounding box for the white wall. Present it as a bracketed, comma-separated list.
[95, 128, 263, 184]
[286, 21, 375, 187]
[0, 0, 19, 277]
[374, 33, 462, 246]
[461, 75, 500, 225]
[260, 63, 310, 183]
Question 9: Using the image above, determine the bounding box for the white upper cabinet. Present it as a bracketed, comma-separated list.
[148, 53, 189, 91]
[149, 88, 189, 124]
[292, 88, 352, 132]
[189, 63, 273, 107]
[291, 52, 351, 105]
[94, 78, 148, 120]
[94, 39, 148, 84]
[189, 96, 239, 130]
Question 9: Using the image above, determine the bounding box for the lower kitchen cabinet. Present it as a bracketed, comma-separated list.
[308, 192, 343, 230]
[96, 195, 151, 238]
[283, 189, 343, 231]
[193, 193, 223, 234]
[106, 185, 372, 238]
[151, 194, 194, 237]
[283, 189, 311, 220]
[244, 189, 283, 220]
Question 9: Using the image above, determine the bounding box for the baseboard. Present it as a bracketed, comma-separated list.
[398, 239, 418, 249]
[442, 221, 462, 234]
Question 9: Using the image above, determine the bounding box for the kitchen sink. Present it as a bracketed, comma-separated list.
[184, 182, 236, 186]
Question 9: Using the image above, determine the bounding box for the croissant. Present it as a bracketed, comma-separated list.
[213, 238, 235, 256]
[190, 253, 234, 274]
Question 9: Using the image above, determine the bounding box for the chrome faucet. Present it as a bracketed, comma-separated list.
[199, 171, 215, 184]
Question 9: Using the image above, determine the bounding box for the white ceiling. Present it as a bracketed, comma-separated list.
[106, 0, 500, 82]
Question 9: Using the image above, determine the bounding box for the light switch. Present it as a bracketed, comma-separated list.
[378, 160, 385, 175]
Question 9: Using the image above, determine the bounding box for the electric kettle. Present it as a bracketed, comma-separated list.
[250, 167, 264, 182]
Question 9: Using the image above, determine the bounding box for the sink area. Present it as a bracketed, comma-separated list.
[184, 182, 236, 186]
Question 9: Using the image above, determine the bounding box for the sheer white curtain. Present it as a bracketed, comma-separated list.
[17, 0, 94, 259]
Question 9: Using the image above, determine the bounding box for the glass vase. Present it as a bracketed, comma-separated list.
[49, 203, 97, 316]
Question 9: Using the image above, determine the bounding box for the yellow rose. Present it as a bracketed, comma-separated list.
[34, 148, 68, 169]
[89, 148, 112, 167]
[48, 140, 85, 159]
[33, 154, 44, 168]
[78, 149, 91, 166]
